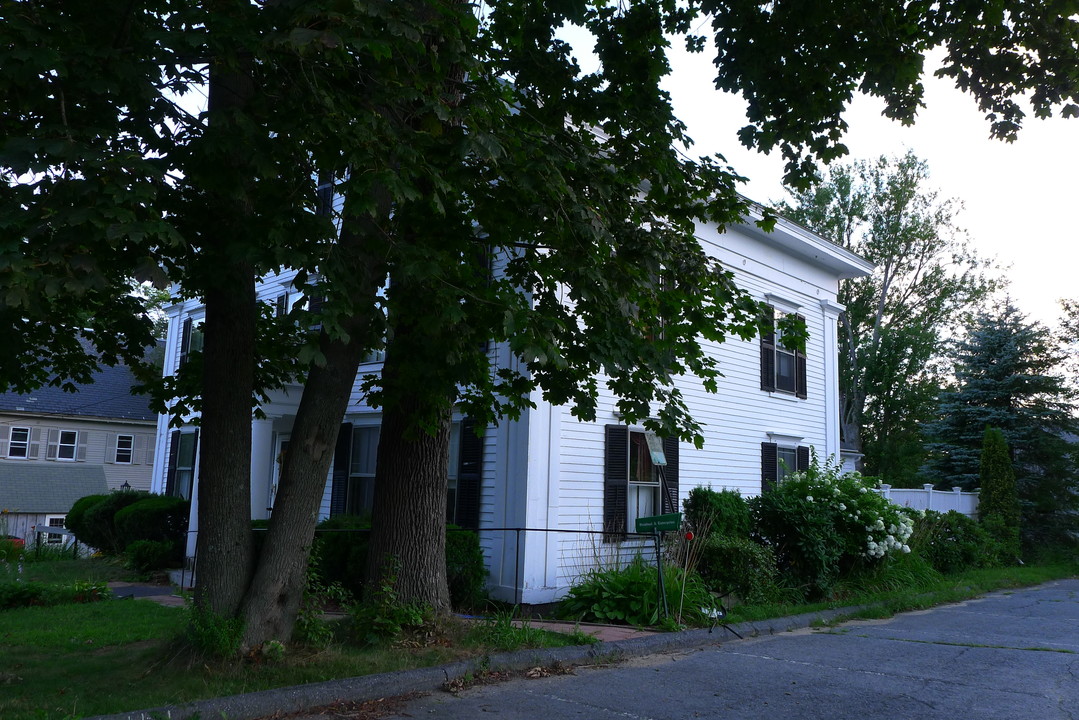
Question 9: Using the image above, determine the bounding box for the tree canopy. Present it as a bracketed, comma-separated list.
[780, 152, 996, 484]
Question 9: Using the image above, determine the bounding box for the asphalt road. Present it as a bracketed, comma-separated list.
[384, 579, 1079, 720]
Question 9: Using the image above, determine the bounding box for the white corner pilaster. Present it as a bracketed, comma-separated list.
[820, 299, 845, 460]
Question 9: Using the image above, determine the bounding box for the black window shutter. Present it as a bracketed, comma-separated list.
[604, 425, 629, 542]
[455, 417, 484, 530]
[329, 423, 352, 517]
[662, 435, 679, 514]
[761, 442, 778, 493]
[165, 430, 181, 497]
[795, 313, 808, 399]
[797, 445, 811, 472]
[760, 306, 776, 392]
[179, 318, 192, 367]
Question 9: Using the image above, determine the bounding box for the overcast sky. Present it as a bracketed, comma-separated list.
[659, 44, 1078, 329]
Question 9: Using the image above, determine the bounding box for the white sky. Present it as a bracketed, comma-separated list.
[659, 43, 1079, 328]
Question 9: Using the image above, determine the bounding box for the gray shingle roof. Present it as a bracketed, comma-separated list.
[0, 345, 158, 422]
[0, 462, 109, 513]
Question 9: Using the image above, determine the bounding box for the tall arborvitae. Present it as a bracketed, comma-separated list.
[978, 426, 1021, 561]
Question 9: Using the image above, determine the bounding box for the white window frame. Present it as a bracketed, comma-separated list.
[7, 426, 30, 459]
[774, 311, 799, 394]
[56, 430, 78, 461]
[627, 429, 662, 526]
[43, 515, 66, 545]
[114, 434, 134, 464]
[777, 446, 798, 483]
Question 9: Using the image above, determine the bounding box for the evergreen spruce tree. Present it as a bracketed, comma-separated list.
[926, 301, 1078, 553]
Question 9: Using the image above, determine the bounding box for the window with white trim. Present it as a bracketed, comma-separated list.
[761, 442, 810, 492]
[760, 305, 807, 398]
[57, 430, 78, 461]
[44, 515, 66, 545]
[603, 426, 679, 541]
[114, 434, 134, 464]
[7, 427, 30, 458]
[347, 426, 380, 516]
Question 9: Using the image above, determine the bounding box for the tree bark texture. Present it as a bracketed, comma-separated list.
[366, 392, 452, 613]
[193, 3, 258, 618]
[239, 216, 386, 649]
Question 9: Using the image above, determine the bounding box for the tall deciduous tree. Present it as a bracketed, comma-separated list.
[5, 1, 1079, 650]
[781, 152, 996, 484]
[926, 301, 1078, 553]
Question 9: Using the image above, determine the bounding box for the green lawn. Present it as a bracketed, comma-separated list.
[0, 568, 588, 720]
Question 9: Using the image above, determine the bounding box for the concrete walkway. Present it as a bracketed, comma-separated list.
[107, 581, 187, 608]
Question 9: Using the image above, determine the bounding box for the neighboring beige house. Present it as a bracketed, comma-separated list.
[0, 357, 157, 543]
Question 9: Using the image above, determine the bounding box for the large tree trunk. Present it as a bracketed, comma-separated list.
[193, 4, 258, 618]
[365, 309, 452, 612]
[239, 216, 386, 649]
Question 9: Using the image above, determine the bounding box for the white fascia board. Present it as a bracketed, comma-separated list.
[737, 204, 875, 280]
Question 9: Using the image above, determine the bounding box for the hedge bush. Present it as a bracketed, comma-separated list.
[126, 539, 180, 575]
[64, 494, 111, 545]
[446, 525, 488, 610]
[312, 515, 371, 601]
[908, 510, 1001, 574]
[683, 487, 751, 540]
[696, 535, 781, 604]
[312, 516, 487, 610]
[70, 491, 150, 554]
[115, 495, 190, 552]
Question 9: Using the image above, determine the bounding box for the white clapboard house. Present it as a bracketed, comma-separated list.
[150, 209, 872, 603]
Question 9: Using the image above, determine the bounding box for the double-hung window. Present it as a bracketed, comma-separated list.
[7, 427, 30, 458]
[604, 426, 679, 541]
[114, 435, 134, 464]
[761, 442, 810, 492]
[57, 431, 78, 461]
[760, 304, 807, 398]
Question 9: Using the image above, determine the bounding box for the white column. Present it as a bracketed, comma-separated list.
[819, 299, 845, 460]
[250, 417, 276, 520]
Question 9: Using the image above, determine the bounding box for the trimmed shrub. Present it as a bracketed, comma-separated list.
[312, 517, 486, 610]
[126, 539, 180, 575]
[696, 535, 781, 604]
[683, 487, 751, 540]
[115, 495, 190, 551]
[64, 494, 111, 542]
[446, 525, 487, 610]
[312, 515, 371, 600]
[72, 491, 149, 554]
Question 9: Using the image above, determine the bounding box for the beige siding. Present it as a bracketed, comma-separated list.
[0, 416, 155, 492]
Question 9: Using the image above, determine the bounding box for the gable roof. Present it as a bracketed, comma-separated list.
[0, 462, 108, 514]
[0, 344, 158, 422]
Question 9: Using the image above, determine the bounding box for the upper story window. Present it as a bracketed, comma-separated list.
[114, 434, 134, 464]
[7, 427, 30, 458]
[760, 304, 807, 399]
[179, 317, 204, 367]
[56, 430, 78, 461]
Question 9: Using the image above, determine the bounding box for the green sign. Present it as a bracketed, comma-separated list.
[635, 512, 682, 534]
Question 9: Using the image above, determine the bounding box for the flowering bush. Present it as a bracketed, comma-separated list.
[750, 455, 913, 598]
